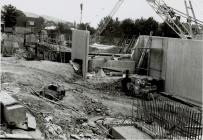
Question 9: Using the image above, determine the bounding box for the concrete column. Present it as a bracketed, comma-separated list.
[71, 30, 90, 79]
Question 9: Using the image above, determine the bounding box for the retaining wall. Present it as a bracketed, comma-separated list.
[132, 36, 203, 106]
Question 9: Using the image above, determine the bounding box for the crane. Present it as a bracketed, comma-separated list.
[146, 0, 203, 39]
[91, 0, 124, 43]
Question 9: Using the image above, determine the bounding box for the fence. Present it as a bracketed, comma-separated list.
[134, 96, 202, 139]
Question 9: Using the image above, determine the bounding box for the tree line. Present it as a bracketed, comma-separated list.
[95, 16, 179, 38]
[1, 4, 179, 38]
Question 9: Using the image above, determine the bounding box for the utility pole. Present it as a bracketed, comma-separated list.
[80, 3, 83, 24]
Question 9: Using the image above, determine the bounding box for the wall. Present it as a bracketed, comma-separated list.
[165, 38, 202, 106]
[88, 58, 136, 73]
[71, 30, 90, 79]
[132, 36, 203, 106]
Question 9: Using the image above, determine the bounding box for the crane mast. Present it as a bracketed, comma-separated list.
[146, 0, 203, 39]
[91, 0, 124, 43]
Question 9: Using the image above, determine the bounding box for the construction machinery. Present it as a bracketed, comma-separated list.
[91, 0, 124, 44]
[121, 70, 160, 100]
[126, 76, 157, 100]
[146, 0, 203, 39]
[40, 84, 66, 101]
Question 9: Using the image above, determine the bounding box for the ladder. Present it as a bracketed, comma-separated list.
[126, 35, 137, 53]
[119, 35, 137, 54]
[136, 36, 152, 74]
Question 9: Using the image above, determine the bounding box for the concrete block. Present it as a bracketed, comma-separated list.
[0, 91, 18, 106]
[15, 122, 28, 130]
[12, 128, 43, 139]
[0, 92, 26, 126]
[0, 134, 32, 139]
[26, 113, 36, 130]
[111, 126, 151, 139]
[88, 59, 136, 73]
[105, 60, 136, 73]
[88, 58, 106, 71]
[4, 104, 26, 126]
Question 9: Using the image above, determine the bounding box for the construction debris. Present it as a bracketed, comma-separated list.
[70, 60, 80, 72]
[95, 68, 106, 78]
[0, 91, 26, 127]
[26, 113, 36, 130]
[0, 91, 37, 138]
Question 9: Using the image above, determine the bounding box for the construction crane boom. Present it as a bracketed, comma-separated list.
[91, 0, 124, 43]
[146, 0, 203, 39]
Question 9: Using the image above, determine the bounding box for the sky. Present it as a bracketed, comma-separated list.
[1, 0, 203, 27]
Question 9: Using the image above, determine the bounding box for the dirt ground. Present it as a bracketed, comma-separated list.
[1, 56, 137, 139]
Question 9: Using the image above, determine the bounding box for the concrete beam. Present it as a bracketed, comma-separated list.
[111, 126, 152, 139]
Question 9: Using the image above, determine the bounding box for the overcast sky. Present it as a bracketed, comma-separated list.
[1, 0, 203, 27]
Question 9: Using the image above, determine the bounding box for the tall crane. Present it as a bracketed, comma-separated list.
[146, 0, 203, 39]
[91, 0, 124, 43]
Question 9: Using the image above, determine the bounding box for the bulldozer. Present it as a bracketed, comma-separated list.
[121, 70, 159, 100]
[39, 84, 66, 101]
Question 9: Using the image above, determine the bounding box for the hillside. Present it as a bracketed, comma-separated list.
[24, 12, 73, 25]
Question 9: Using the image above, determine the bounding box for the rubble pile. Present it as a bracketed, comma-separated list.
[77, 78, 123, 95]
[96, 117, 132, 129]
[66, 118, 106, 139]
[94, 80, 122, 92]
[76, 92, 110, 116]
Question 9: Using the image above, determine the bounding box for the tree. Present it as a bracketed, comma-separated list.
[120, 18, 136, 35]
[97, 16, 122, 37]
[38, 16, 45, 28]
[143, 17, 159, 35]
[77, 23, 95, 35]
[1, 4, 22, 27]
[96, 16, 179, 39]
[57, 22, 66, 33]
[158, 22, 179, 38]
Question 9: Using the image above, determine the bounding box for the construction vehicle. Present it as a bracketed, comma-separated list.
[121, 70, 164, 100]
[91, 0, 124, 44]
[39, 84, 66, 101]
[125, 75, 157, 100]
[146, 0, 203, 39]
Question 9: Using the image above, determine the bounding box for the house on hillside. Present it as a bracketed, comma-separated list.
[15, 16, 44, 34]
